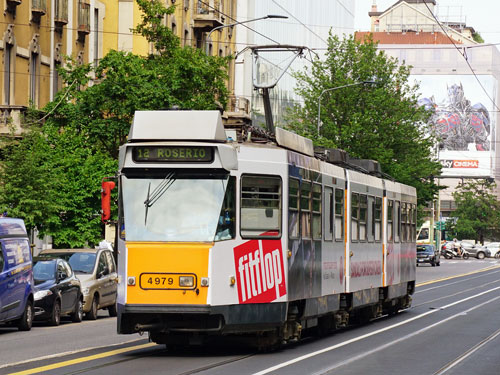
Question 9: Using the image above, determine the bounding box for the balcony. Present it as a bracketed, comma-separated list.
[193, 0, 223, 32]
[54, 0, 68, 28]
[6, 0, 22, 14]
[31, 0, 47, 23]
[77, 1, 90, 40]
[0, 106, 28, 137]
[222, 96, 251, 132]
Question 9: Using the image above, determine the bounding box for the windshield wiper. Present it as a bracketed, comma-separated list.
[144, 172, 176, 225]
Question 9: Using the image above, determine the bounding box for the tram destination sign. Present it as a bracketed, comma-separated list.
[132, 146, 214, 163]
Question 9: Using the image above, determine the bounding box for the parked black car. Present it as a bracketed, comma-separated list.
[416, 244, 441, 267]
[33, 258, 83, 326]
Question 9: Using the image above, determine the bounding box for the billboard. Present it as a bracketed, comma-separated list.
[415, 74, 497, 177]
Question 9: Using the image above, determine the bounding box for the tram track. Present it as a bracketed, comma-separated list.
[56, 350, 257, 375]
[432, 326, 500, 375]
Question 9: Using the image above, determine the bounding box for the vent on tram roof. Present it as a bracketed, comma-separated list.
[275, 127, 314, 157]
[315, 147, 348, 165]
[347, 157, 382, 176]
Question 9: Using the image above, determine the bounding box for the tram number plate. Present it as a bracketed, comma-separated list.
[139, 273, 196, 290]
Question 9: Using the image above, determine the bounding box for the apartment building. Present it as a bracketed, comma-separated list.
[0, 0, 237, 137]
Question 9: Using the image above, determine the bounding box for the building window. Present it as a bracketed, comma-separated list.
[94, 8, 99, 66]
[4, 43, 13, 105]
[30, 52, 38, 104]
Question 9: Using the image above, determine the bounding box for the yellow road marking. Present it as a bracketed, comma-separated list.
[7, 342, 156, 375]
[416, 264, 500, 287]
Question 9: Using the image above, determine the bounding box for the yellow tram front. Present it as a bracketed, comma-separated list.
[116, 111, 241, 342]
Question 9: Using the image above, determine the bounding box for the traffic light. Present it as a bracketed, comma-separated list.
[101, 181, 116, 222]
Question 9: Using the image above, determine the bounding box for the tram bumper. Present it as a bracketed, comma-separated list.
[117, 302, 287, 335]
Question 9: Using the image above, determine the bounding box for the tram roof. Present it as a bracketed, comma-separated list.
[128, 110, 227, 142]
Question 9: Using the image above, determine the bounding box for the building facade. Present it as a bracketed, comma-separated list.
[0, 0, 238, 139]
[360, 0, 500, 227]
[234, 0, 355, 127]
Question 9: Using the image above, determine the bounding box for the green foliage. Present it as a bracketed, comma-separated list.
[285, 33, 441, 207]
[449, 179, 500, 244]
[0, 0, 229, 247]
[472, 32, 484, 44]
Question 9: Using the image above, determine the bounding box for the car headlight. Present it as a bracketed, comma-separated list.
[82, 287, 90, 296]
[34, 289, 53, 301]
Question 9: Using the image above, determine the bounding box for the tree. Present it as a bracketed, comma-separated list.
[449, 179, 500, 244]
[285, 33, 441, 208]
[0, 0, 230, 247]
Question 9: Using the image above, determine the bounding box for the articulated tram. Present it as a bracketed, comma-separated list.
[115, 110, 417, 348]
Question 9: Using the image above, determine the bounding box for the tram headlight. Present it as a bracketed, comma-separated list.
[179, 276, 194, 287]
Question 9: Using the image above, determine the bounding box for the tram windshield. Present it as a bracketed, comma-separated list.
[122, 171, 234, 242]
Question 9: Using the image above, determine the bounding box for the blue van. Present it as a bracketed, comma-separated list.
[0, 218, 34, 330]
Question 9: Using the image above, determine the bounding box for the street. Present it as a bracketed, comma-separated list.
[2, 258, 500, 375]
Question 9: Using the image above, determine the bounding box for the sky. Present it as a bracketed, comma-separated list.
[354, 0, 500, 44]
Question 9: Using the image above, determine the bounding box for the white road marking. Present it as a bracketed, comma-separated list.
[252, 285, 500, 375]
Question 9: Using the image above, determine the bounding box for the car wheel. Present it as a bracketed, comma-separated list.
[86, 295, 98, 320]
[17, 300, 34, 331]
[72, 299, 83, 323]
[49, 300, 61, 326]
[477, 252, 485, 260]
[108, 303, 117, 317]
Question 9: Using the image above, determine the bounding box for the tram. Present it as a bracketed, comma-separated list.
[115, 110, 417, 348]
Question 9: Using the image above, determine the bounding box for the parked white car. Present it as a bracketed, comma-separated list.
[483, 242, 500, 258]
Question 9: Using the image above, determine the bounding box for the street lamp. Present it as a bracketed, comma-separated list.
[317, 80, 377, 135]
[206, 14, 288, 54]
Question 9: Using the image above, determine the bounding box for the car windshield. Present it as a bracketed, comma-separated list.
[33, 260, 56, 281]
[122, 171, 230, 242]
[417, 245, 433, 253]
[67, 252, 97, 274]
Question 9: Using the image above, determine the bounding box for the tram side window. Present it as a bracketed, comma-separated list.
[335, 188, 344, 241]
[374, 197, 382, 242]
[300, 181, 312, 239]
[289, 178, 300, 239]
[395, 201, 401, 243]
[215, 176, 236, 241]
[312, 183, 322, 240]
[359, 194, 367, 242]
[324, 187, 333, 241]
[387, 200, 394, 242]
[241, 175, 281, 238]
[401, 203, 407, 243]
[405, 204, 411, 242]
[351, 193, 359, 241]
[412, 204, 417, 241]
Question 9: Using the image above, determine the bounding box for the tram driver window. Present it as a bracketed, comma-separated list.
[215, 176, 236, 241]
[241, 175, 281, 238]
